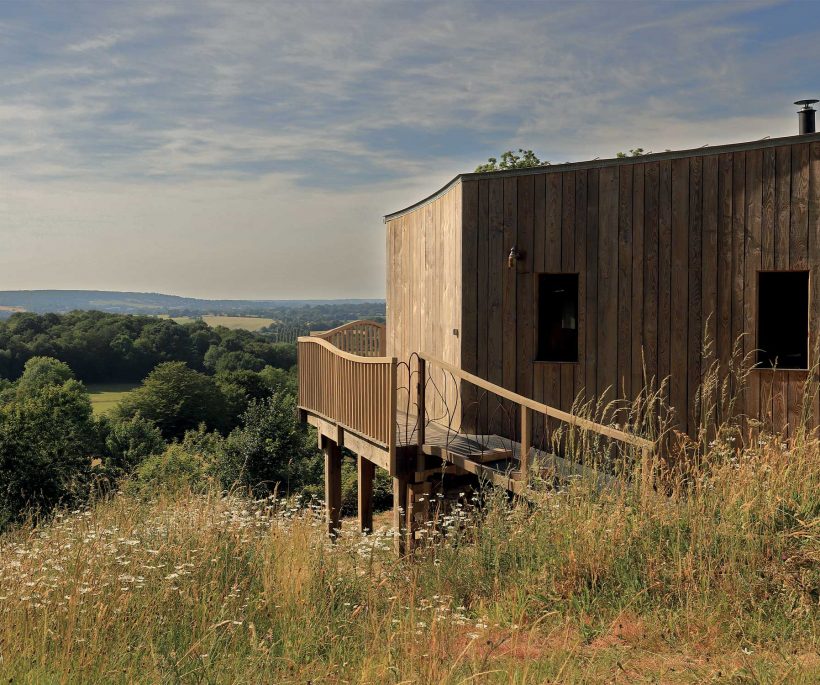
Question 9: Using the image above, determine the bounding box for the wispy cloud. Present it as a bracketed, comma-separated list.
[0, 0, 816, 297]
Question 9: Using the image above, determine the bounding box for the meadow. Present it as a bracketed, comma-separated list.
[0, 421, 817, 684]
[157, 314, 277, 331]
[86, 383, 139, 416]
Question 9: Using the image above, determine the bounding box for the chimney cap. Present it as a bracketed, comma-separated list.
[795, 98, 819, 110]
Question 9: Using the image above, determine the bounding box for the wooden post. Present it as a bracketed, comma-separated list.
[417, 357, 426, 449]
[324, 439, 343, 540]
[520, 407, 531, 483]
[393, 474, 408, 556]
[406, 481, 431, 554]
[357, 455, 375, 534]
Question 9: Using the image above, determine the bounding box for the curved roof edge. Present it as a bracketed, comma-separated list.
[384, 131, 820, 222]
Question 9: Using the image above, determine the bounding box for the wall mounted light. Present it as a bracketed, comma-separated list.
[508, 245, 524, 268]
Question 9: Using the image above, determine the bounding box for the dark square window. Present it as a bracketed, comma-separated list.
[536, 273, 578, 362]
[757, 271, 809, 369]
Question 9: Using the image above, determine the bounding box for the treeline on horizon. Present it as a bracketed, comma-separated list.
[0, 310, 298, 383]
[0, 290, 386, 322]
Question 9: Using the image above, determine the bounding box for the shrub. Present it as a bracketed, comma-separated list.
[215, 393, 321, 496]
[132, 444, 210, 494]
[102, 413, 166, 478]
[0, 380, 98, 522]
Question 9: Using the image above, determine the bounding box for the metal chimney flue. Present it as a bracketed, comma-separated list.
[795, 99, 818, 134]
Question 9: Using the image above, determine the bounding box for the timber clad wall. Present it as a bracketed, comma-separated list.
[387, 134, 820, 438]
[386, 182, 462, 429]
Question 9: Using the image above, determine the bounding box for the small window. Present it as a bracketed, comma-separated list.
[757, 271, 809, 369]
[537, 273, 578, 362]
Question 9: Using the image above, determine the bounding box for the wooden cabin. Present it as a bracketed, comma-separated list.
[299, 131, 820, 552]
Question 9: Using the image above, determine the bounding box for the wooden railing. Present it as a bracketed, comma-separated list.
[310, 320, 386, 357]
[298, 336, 396, 448]
[418, 355, 656, 482]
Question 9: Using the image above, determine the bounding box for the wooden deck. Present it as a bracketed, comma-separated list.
[298, 328, 654, 553]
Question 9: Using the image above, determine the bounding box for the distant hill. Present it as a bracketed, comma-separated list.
[0, 290, 383, 317]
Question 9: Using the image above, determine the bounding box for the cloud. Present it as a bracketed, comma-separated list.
[0, 0, 816, 297]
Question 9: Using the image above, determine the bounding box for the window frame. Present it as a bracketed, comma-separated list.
[533, 271, 581, 365]
[754, 269, 811, 372]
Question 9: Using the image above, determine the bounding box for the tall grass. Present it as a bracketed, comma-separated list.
[1, 366, 818, 683]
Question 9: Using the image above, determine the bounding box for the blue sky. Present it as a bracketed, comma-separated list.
[1, 0, 818, 299]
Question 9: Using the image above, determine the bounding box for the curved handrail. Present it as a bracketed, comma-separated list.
[297, 335, 391, 364]
[310, 319, 385, 338]
[309, 319, 386, 357]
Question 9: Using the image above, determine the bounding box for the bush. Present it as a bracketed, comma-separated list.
[131, 444, 210, 494]
[215, 393, 321, 496]
[102, 414, 166, 478]
[0, 380, 98, 523]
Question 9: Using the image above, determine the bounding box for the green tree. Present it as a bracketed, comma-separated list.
[616, 148, 648, 158]
[0, 380, 97, 524]
[102, 414, 166, 477]
[115, 362, 228, 439]
[15, 356, 75, 396]
[475, 149, 547, 172]
[216, 393, 320, 496]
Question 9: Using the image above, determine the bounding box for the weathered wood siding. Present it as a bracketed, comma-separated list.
[386, 182, 463, 430]
[458, 138, 820, 437]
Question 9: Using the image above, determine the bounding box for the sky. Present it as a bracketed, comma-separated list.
[0, 0, 818, 300]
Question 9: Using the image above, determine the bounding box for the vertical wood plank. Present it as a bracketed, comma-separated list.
[631, 164, 645, 397]
[744, 149, 763, 433]
[461, 180, 479, 427]
[658, 160, 672, 397]
[477, 180, 490, 433]
[775, 146, 791, 270]
[809, 142, 820, 433]
[670, 158, 689, 431]
[545, 173, 563, 414]
[618, 165, 633, 406]
[598, 166, 619, 404]
[702, 156, 719, 367]
[791, 143, 810, 270]
[561, 171, 576, 413]
[585, 169, 600, 407]
[517, 175, 535, 404]
[574, 169, 588, 400]
[502, 177, 518, 436]
[717, 154, 734, 376]
[688, 156, 703, 435]
[487, 178, 504, 431]
[731, 152, 746, 405]
[643, 162, 660, 388]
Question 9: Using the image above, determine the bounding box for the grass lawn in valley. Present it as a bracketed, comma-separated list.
[86, 383, 138, 415]
[200, 315, 275, 331]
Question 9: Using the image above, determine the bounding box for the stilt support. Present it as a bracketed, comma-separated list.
[392, 474, 408, 556]
[357, 455, 375, 533]
[324, 439, 342, 540]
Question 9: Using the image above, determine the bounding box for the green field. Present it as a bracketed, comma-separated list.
[157, 314, 275, 331]
[200, 315, 275, 331]
[86, 383, 138, 415]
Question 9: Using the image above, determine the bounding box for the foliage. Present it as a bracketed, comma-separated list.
[101, 413, 166, 478]
[132, 444, 210, 494]
[616, 147, 648, 157]
[215, 393, 321, 497]
[15, 356, 75, 396]
[0, 380, 98, 525]
[475, 148, 547, 172]
[0, 311, 297, 384]
[115, 362, 228, 439]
